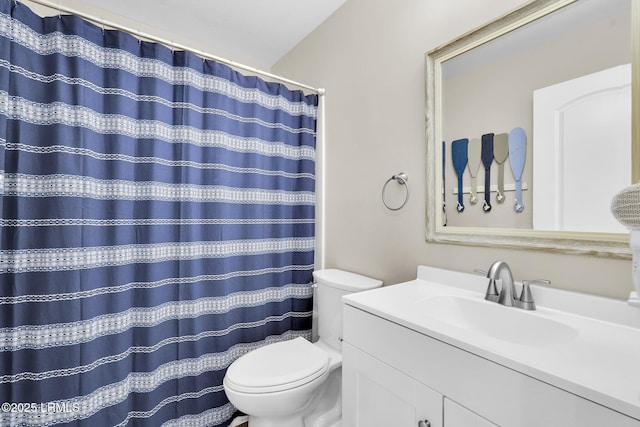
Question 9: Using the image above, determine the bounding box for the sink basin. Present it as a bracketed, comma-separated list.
[418, 295, 578, 346]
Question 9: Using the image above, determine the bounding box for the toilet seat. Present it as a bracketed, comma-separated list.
[225, 337, 329, 394]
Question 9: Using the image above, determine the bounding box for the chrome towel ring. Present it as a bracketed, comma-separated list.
[382, 172, 409, 211]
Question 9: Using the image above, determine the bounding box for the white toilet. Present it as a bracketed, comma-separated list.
[223, 269, 382, 427]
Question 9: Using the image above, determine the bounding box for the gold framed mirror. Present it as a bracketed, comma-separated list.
[425, 0, 639, 258]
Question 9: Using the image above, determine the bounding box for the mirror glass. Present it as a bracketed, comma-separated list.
[426, 0, 637, 257]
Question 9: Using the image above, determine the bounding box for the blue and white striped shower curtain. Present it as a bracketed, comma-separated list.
[0, 2, 317, 426]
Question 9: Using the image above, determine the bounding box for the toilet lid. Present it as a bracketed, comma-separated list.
[225, 337, 329, 393]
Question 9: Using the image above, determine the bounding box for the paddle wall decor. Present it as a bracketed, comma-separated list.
[445, 127, 530, 224]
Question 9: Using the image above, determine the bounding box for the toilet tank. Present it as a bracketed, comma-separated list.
[313, 269, 383, 351]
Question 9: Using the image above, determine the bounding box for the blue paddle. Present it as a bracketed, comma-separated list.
[481, 133, 494, 212]
[509, 127, 526, 213]
[451, 139, 469, 213]
[442, 141, 447, 225]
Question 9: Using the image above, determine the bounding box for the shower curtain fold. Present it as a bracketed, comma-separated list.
[0, 2, 317, 426]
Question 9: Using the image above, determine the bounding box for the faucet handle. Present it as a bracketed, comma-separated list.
[521, 279, 551, 296]
[473, 268, 499, 302]
[518, 279, 551, 310]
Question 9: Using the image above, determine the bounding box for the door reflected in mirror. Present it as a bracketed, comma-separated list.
[533, 64, 631, 233]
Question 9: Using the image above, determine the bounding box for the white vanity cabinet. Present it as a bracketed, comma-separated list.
[342, 342, 443, 427]
[342, 302, 640, 427]
[343, 340, 493, 427]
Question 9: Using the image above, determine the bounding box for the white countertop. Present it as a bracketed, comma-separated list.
[343, 265, 640, 421]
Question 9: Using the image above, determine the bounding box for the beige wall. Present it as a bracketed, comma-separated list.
[273, 0, 635, 299]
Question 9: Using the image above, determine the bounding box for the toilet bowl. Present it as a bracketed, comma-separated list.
[224, 337, 340, 427]
[223, 269, 382, 427]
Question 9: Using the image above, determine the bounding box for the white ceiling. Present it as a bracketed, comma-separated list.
[70, 0, 348, 68]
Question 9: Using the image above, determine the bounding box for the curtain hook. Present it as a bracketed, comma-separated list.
[57, 2, 61, 19]
[101, 17, 105, 35]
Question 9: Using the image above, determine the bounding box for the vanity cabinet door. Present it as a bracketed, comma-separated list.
[342, 342, 443, 427]
[444, 398, 497, 427]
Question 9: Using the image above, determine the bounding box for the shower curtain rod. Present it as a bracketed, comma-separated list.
[20, 0, 325, 95]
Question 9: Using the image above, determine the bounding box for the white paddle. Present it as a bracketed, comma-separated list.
[467, 138, 481, 205]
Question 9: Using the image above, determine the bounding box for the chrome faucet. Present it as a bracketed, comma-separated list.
[477, 261, 550, 311]
[488, 260, 517, 307]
